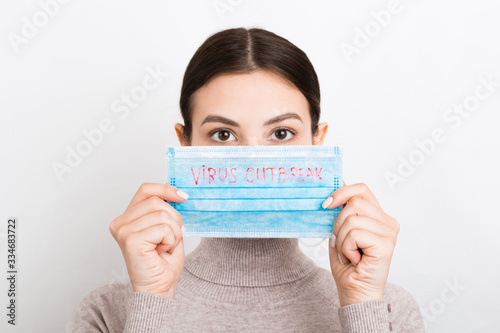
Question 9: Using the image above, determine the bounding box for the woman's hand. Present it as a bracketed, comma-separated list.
[109, 183, 188, 299]
[322, 181, 400, 306]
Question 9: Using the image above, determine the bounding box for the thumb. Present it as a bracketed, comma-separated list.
[341, 179, 346, 208]
[331, 179, 349, 267]
[329, 234, 356, 276]
[329, 235, 346, 272]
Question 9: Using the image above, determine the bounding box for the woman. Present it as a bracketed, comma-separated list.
[73, 27, 424, 332]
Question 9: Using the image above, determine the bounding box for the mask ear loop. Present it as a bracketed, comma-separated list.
[299, 238, 327, 247]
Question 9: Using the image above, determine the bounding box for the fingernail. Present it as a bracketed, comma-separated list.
[176, 190, 189, 200]
[181, 225, 186, 239]
[321, 196, 333, 209]
[338, 252, 344, 265]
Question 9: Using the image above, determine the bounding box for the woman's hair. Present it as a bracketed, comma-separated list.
[179, 27, 321, 144]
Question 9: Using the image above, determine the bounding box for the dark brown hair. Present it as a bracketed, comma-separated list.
[179, 27, 321, 144]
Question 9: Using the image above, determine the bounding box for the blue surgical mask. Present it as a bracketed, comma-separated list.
[166, 145, 342, 238]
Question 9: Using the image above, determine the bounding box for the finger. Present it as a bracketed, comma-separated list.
[160, 234, 185, 258]
[333, 196, 388, 237]
[336, 215, 395, 262]
[341, 229, 390, 266]
[125, 222, 178, 254]
[157, 221, 186, 255]
[342, 180, 347, 208]
[322, 182, 381, 210]
[325, 179, 347, 210]
[329, 236, 341, 265]
[128, 183, 189, 209]
[114, 210, 182, 248]
[122, 195, 183, 229]
[329, 236, 351, 268]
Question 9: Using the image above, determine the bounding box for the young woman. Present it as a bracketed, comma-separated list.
[73, 27, 424, 332]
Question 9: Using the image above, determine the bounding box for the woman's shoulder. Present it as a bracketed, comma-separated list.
[80, 281, 133, 302]
[75, 281, 132, 316]
[73, 282, 133, 332]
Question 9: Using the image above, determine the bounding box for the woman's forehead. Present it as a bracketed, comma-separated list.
[191, 70, 310, 126]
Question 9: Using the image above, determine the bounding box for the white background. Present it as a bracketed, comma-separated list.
[1, 0, 499, 332]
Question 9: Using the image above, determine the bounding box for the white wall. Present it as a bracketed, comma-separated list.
[1, 0, 499, 332]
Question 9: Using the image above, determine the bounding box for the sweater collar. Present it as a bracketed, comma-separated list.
[183, 237, 317, 287]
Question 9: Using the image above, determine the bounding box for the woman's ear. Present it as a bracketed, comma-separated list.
[313, 122, 328, 145]
[174, 123, 186, 146]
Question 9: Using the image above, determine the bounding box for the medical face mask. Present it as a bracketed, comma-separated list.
[166, 145, 342, 238]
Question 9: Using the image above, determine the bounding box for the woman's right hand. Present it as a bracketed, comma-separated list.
[109, 183, 189, 299]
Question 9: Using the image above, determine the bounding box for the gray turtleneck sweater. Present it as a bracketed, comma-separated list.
[73, 238, 425, 332]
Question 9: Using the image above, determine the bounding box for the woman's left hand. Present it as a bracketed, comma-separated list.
[322, 181, 400, 306]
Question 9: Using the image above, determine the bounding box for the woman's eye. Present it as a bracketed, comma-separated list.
[211, 130, 236, 142]
[271, 128, 294, 141]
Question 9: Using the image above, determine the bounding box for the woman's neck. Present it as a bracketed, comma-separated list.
[183, 237, 317, 287]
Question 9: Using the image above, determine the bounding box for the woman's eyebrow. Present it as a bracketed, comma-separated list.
[200, 112, 303, 127]
[263, 112, 303, 126]
[201, 115, 240, 127]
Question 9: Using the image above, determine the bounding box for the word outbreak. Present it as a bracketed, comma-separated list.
[190, 165, 324, 185]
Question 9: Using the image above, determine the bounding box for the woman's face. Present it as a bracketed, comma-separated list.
[175, 69, 328, 146]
